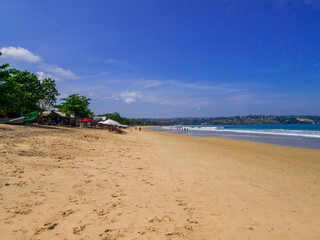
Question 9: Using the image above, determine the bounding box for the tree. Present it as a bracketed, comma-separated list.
[98, 112, 142, 125]
[38, 78, 60, 111]
[56, 94, 92, 120]
[105, 112, 122, 123]
[0, 64, 59, 117]
[0, 64, 20, 116]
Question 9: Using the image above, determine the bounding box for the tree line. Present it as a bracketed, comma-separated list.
[0, 63, 141, 125]
[0, 63, 91, 120]
[97, 112, 142, 125]
[138, 115, 320, 126]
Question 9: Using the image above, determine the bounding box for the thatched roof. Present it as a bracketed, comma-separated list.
[42, 110, 75, 118]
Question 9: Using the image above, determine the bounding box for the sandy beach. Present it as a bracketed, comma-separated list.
[0, 125, 320, 240]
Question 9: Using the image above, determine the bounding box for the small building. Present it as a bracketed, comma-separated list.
[38, 110, 76, 126]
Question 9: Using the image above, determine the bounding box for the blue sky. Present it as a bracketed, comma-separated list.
[1, 0, 320, 118]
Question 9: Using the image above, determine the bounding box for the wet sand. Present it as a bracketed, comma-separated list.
[0, 125, 320, 239]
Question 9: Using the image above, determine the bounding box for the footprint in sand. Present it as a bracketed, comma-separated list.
[73, 224, 86, 235]
[148, 215, 173, 223]
[176, 199, 187, 207]
[93, 208, 110, 216]
[62, 209, 75, 217]
[35, 222, 58, 235]
[187, 218, 199, 224]
[100, 228, 120, 240]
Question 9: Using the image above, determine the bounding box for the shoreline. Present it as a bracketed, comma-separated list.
[1, 125, 320, 239]
[148, 126, 320, 150]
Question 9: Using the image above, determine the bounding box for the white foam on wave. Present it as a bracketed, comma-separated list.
[214, 129, 320, 138]
[162, 126, 221, 131]
[194, 127, 320, 138]
[162, 126, 320, 138]
[187, 126, 220, 131]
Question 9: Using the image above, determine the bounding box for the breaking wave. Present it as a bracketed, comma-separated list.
[162, 125, 320, 138]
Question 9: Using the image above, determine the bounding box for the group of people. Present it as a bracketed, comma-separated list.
[172, 127, 189, 133]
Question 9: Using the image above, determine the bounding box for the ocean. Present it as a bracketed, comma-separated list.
[156, 124, 320, 150]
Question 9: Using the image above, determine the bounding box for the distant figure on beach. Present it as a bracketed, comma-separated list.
[139, 127, 141, 131]
[135, 126, 137, 130]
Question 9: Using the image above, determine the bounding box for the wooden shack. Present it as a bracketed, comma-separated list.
[38, 110, 76, 126]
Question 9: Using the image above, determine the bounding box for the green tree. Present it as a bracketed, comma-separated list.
[105, 112, 122, 123]
[0, 64, 41, 115]
[0, 64, 20, 116]
[0, 64, 59, 117]
[11, 70, 42, 113]
[98, 112, 142, 125]
[38, 78, 60, 111]
[56, 94, 92, 120]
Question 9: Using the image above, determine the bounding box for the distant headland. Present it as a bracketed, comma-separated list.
[139, 115, 320, 126]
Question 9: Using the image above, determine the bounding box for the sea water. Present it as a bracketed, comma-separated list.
[157, 124, 320, 150]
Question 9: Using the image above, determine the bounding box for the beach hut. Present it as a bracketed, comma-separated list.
[100, 119, 123, 132]
[101, 119, 128, 128]
[37, 110, 76, 126]
[102, 119, 121, 126]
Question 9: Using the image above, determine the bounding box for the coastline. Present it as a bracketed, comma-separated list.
[149, 126, 320, 150]
[1, 125, 320, 239]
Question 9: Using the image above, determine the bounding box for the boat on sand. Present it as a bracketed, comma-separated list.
[0, 116, 25, 124]
[23, 111, 37, 123]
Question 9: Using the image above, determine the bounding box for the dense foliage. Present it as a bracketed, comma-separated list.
[56, 94, 92, 119]
[38, 78, 59, 112]
[0, 64, 59, 117]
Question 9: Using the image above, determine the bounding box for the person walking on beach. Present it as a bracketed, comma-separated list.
[139, 127, 141, 131]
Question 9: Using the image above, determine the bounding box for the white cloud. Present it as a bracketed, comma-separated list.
[119, 91, 141, 104]
[38, 64, 77, 81]
[135, 79, 245, 93]
[227, 94, 255, 103]
[107, 89, 217, 107]
[106, 58, 120, 63]
[44, 64, 77, 79]
[36, 71, 56, 80]
[124, 98, 135, 103]
[0, 46, 41, 62]
[135, 80, 163, 88]
[0, 46, 77, 81]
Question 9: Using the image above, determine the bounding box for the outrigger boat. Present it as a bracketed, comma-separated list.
[0, 110, 38, 125]
[24, 111, 37, 123]
[0, 116, 25, 124]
